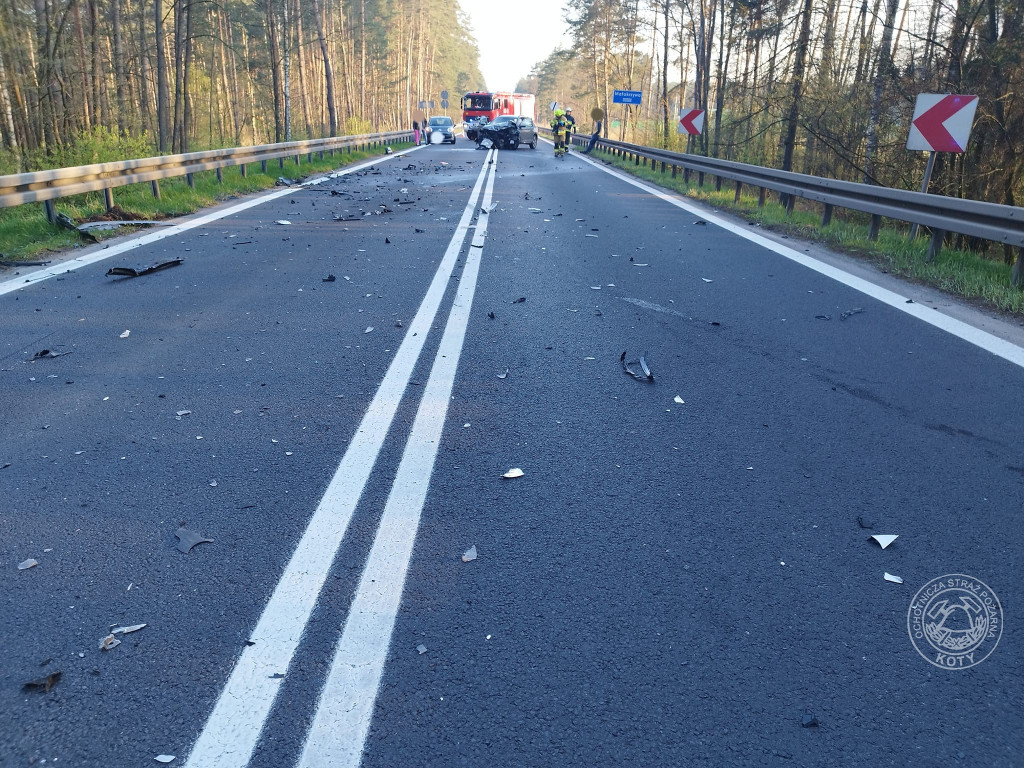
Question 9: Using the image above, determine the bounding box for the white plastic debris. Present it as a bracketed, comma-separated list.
[497, 368, 509, 379]
[502, 468, 524, 479]
[364, 327, 374, 334]
[701, 278, 713, 283]
[673, 396, 685, 404]
[871, 534, 898, 549]
[416, 644, 428, 654]
[99, 634, 121, 651]
[462, 546, 478, 562]
[884, 572, 904, 584]
[176, 410, 191, 417]
[154, 756, 176, 764]
[18, 558, 38, 570]
[119, 330, 131, 338]
[112, 624, 147, 635]
[275, 220, 291, 225]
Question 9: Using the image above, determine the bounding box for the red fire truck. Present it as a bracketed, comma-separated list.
[462, 92, 536, 140]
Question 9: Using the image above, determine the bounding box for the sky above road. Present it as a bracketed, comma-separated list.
[458, 1, 573, 91]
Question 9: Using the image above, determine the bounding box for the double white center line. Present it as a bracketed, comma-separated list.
[186, 150, 498, 768]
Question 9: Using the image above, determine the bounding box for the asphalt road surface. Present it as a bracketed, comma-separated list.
[2, 139, 1022, 768]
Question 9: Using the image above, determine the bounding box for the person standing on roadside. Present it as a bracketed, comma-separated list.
[550, 109, 569, 157]
[413, 119, 421, 145]
[564, 108, 577, 151]
[583, 116, 603, 154]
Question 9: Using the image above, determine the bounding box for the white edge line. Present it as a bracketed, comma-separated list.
[575, 149, 1024, 370]
[295, 150, 499, 768]
[0, 145, 422, 298]
[183, 147, 492, 768]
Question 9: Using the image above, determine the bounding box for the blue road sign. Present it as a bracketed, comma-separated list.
[613, 90, 642, 105]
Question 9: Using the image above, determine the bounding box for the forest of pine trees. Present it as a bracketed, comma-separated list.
[0, 0, 485, 171]
[519, 0, 1023, 215]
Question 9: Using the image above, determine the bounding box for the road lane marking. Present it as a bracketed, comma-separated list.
[577, 153, 1024, 370]
[295, 149, 499, 768]
[183, 148, 494, 768]
[0, 146, 422, 298]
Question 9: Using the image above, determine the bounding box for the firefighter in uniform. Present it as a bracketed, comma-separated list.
[551, 109, 569, 157]
[564, 108, 577, 152]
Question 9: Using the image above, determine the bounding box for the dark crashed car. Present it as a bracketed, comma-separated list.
[475, 115, 521, 150]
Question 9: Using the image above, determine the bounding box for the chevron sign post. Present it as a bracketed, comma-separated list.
[677, 109, 706, 135]
[906, 94, 978, 152]
[906, 94, 979, 237]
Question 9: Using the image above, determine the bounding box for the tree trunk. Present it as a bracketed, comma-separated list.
[780, 0, 813, 173]
[863, 0, 900, 182]
[155, 0, 169, 151]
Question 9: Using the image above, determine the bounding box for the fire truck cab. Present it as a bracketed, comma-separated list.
[462, 92, 536, 141]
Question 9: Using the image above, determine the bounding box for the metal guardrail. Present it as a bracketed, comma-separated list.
[0, 130, 414, 220]
[540, 128, 1024, 258]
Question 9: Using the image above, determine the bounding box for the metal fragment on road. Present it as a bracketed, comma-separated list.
[18, 558, 38, 570]
[175, 527, 214, 554]
[884, 572, 904, 584]
[78, 220, 165, 232]
[32, 349, 72, 359]
[620, 351, 654, 382]
[99, 634, 121, 651]
[112, 623, 147, 635]
[502, 468, 524, 479]
[870, 534, 898, 549]
[22, 671, 62, 693]
[462, 546, 478, 562]
[106, 258, 183, 278]
[416, 644, 428, 655]
[840, 307, 865, 321]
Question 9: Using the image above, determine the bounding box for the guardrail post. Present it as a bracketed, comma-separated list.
[715, 176, 722, 192]
[43, 200, 56, 224]
[868, 214, 881, 240]
[821, 203, 833, 226]
[660, 161, 666, 174]
[151, 180, 161, 199]
[697, 172, 705, 188]
[684, 167, 690, 183]
[926, 229, 944, 261]
[278, 158, 285, 169]
[216, 167, 223, 183]
[294, 154, 300, 165]
[103, 188, 114, 211]
[186, 173, 195, 189]
[733, 181, 742, 202]
[785, 194, 795, 215]
[240, 164, 248, 178]
[261, 160, 268, 173]
[308, 152, 313, 162]
[671, 165, 677, 179]
[758, 187, 766, 207]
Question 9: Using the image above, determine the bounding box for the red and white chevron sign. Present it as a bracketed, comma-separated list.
[677, 109, 705, 136]
[906, 94, 979, 153]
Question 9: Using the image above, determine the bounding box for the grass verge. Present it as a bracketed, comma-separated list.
[591, 147, 1024, 317]
[0, 143, 411, 262]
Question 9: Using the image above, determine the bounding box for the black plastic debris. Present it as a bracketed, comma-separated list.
[801, 712, 819, 728]
[512, 297, 526, 304]
[385, 237, 391, 244]
[694, 220, 707, 226]
[415, 228, 425, 233]
[815, 315, 831, 320]
[323, 274, 336, 282]
[56, 212, 98, 243]
[0, 259, 51, 267]
[106, 258, 183, 278]
[621, 351, 654, 382]
[856, 516, 874, 530]
[175, 527, 214, 554]
[32, 349, 71, 360]
[276, 177, 296, 186]
[22, 671, 62, 693]
[839, 307, 864, 321]
[487, 312, 496, 319]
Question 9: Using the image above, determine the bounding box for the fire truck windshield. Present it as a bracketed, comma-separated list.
[467, 95, 492, 111]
